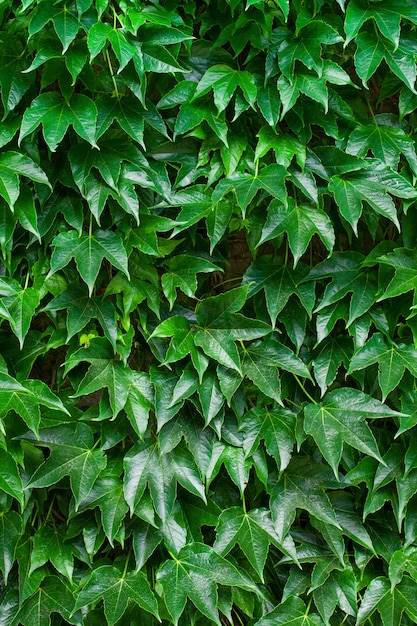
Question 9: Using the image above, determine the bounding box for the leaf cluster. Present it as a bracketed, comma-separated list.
[1, 0, 417, 624]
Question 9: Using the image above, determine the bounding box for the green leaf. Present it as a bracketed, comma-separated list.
[243, 256, 316, 325]
[19, 93, 98, 151]
[348, 333, 417, 400]
[312, 335, 353, 397]
[354, 30, 417, 92]
[356, 576, 417, 626]
[43, 287, 118, 349]
[345, 0, 417, 49]
[29, 4, 80, 52]
[304, 252, 378, 325]
[215, 507, 296, 580]
[73, 565, 159, 624]
[329, 172, 400, 234]
[347, 117, 417, 175]
[376, 247, 417, 304]
[193, 64, 257, 114]
[0, 151, 50, 209]
[0, 373, 68, 436]
[0, 42, 34, 116]
[259, 199, 334, 266]
[124, 440, 206, 521]
[156, 543, 255, 625]
[270, 458, 341, 542]
[77, 475, 129, 545]
[0, 510, 22, 583]
[212, 164, 287, 217]
[239, 406, 297, 471]
[49, 230, 129, 296]
[194, 288, 271, 373]
[23, 423, 107, 508]
[30, 525, 73, 581]
[276, 21, 342, 79]
[304, 388, 401, 477]
[15, 576, 76, 626]
[161, 254, 220, 309]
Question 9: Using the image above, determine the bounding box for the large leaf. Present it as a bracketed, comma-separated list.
[49, 230, 129, 296]
[304, 388, 402, 477]
[73, 565, 159, 624]
[22, 424, 107, 507]
[348, 333, 417, 400]
[243, 256, 315, 325]
[214, 507, 296, 580]
[156, 543, 256, 625]
[123, 439, 206, 521]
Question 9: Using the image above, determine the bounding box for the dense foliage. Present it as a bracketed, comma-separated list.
[1, 0, 417, 623]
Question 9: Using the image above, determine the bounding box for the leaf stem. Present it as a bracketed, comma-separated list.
[105, 48, 119, 99]
[122, 547, 132, 578]
[294, 375, 317, 404]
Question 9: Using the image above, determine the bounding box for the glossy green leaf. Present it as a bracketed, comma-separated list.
[304, 388, 400, 477]
[156, 543, 255, 625]
[23, 424, 107, 507]
[73, 565, 159, 624]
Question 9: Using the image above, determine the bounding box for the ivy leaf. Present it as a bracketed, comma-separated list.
[0, 42, 34, 116]
[194, 287, 271, 373]
[1, 283, 40, 348]
[270, 458, 341, 542]
[123, 440, 206, 521]
[19, 93, 98, 151]
[73, 565, 159, 624]
[348, 333, 417, 400]
[276, 21, 342, 79]
[212, 164, 287, 217]
[156, 543, 256, 625]
[356, 576, 417, 626]
[0, 151, 50, 209]
[15, 576, 77, 626]
[30, 526, 74, 581]
[0, 373, 69, 437]
[192, 64, 257, 114]
[259, 199, 334, 266]
[303, 252, 378, 325]
[354, 30, 417, 92]
[0, 510, 22, 584]
[241, 337, 311, 403]
[376, 247, 417, 304]
[43, 286, 118, 349]
[49, 230, 129, 296]
[214, 507, 296, 580]
[239, 406, 297, 471]
[312, 335, 353, 397]
[77, 476, 129, 545]
[243, 256, 315, 325]
[344, 0, 417, 49]
[22, 424, 107, 508]
[161, 254, 220, 309]
[304, 388, 402, 477]
[347, 118, 417, 175]
[329, 172, 400, 234]
[29, 3, 80, 52]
